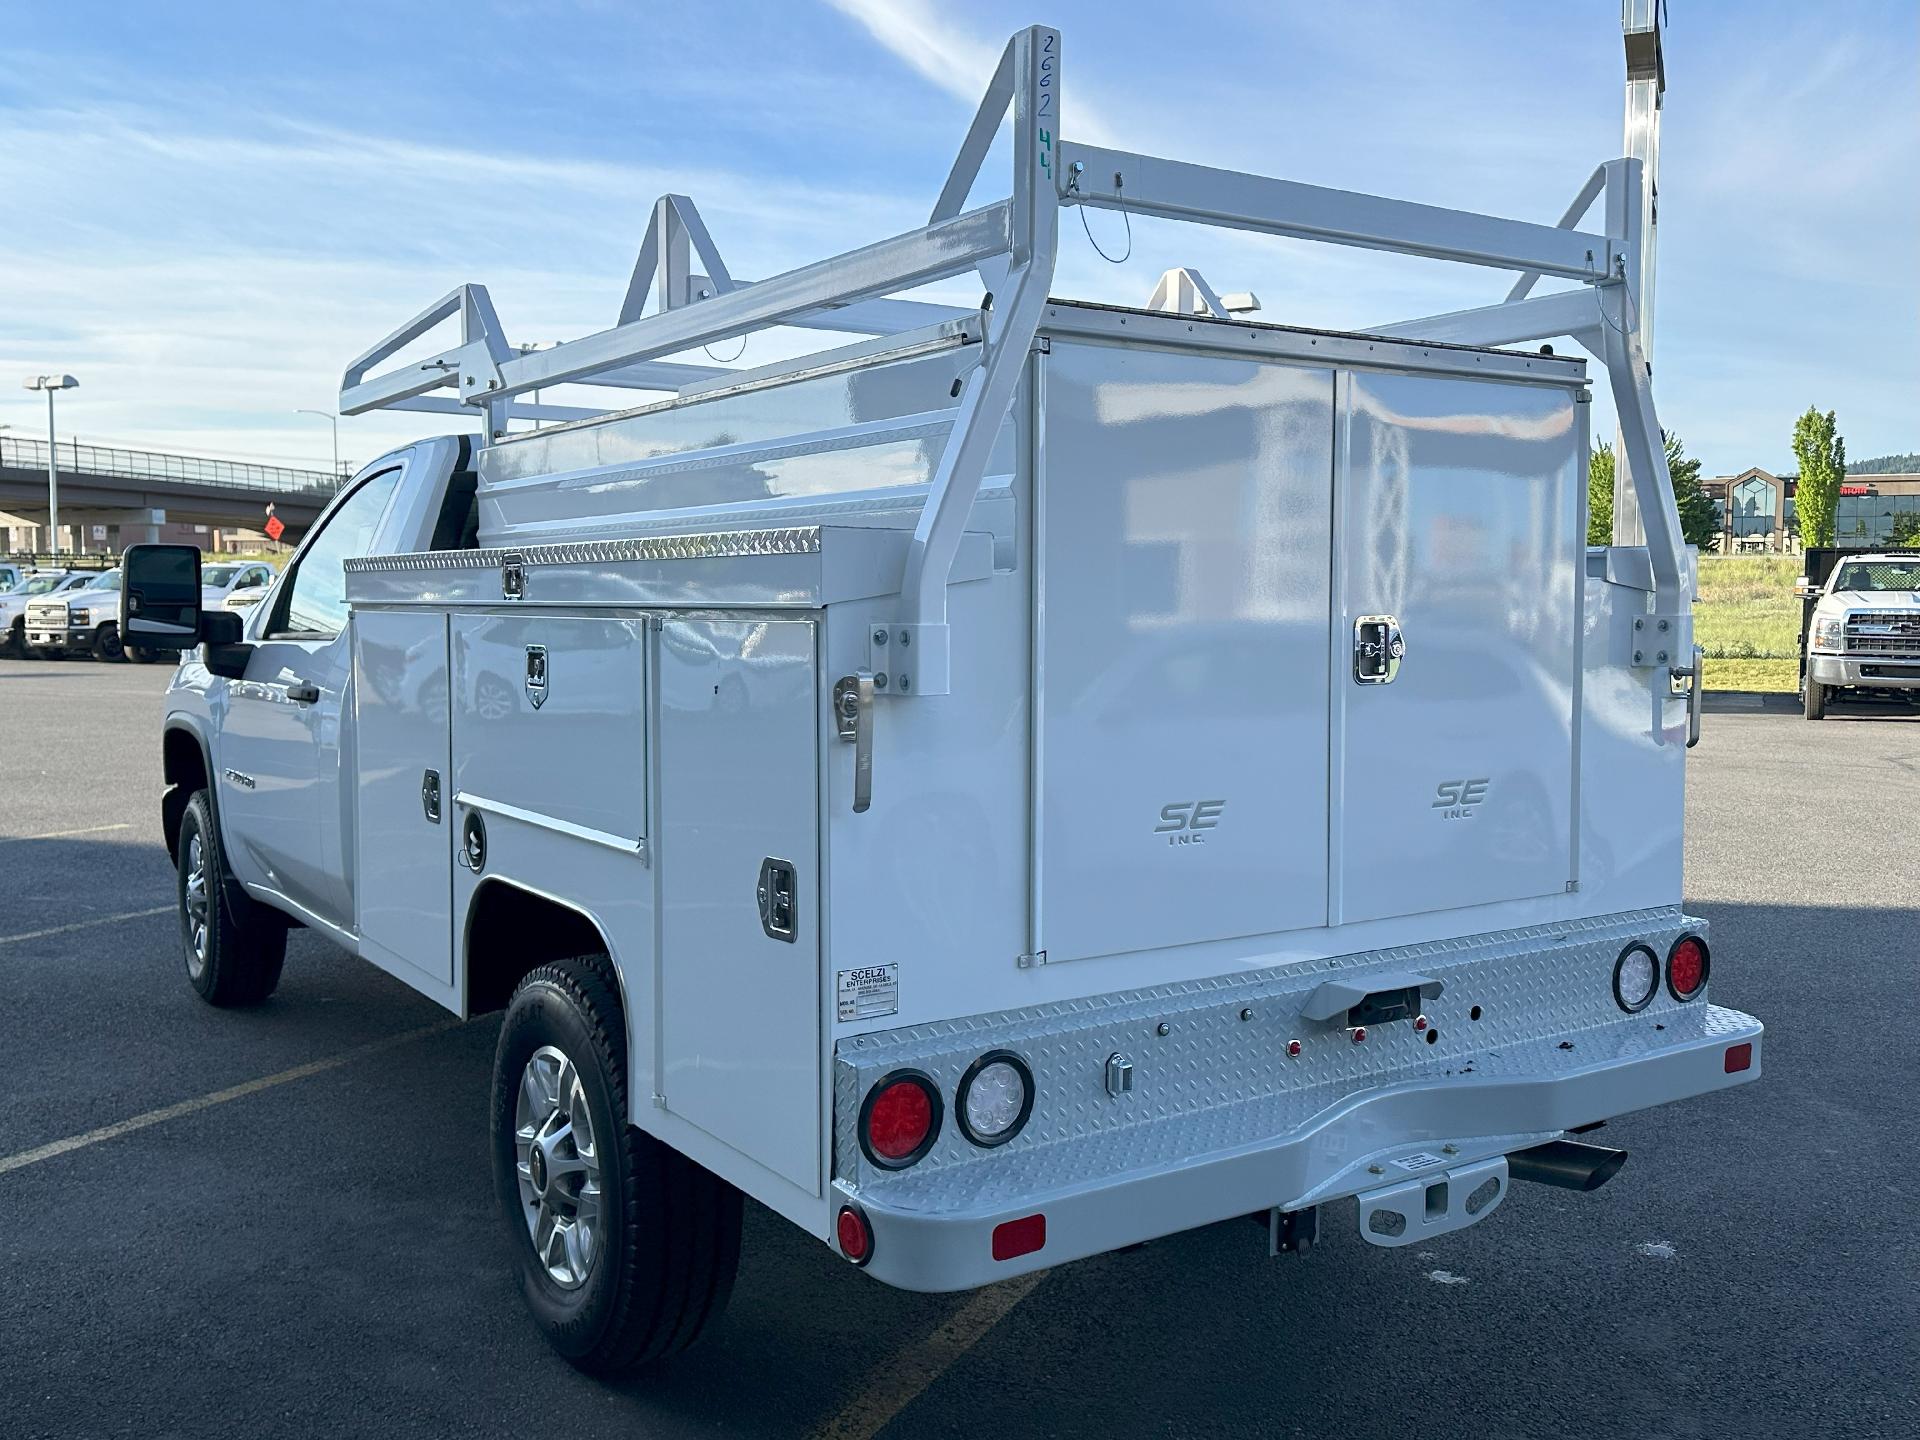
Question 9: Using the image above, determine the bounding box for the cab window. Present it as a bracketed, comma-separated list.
[267, 468, 403, 639]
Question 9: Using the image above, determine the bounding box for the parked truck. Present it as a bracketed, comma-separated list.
[123, 22, 1760, 1378]
[1797, 547, 1920, 719]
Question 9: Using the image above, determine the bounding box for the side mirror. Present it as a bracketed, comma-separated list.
[119, 544, 204, 651]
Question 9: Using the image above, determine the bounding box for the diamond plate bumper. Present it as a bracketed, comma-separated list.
[830, 910, 1763, 1292]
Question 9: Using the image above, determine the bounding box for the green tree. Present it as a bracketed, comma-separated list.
[1892, 513, 1920, 546]
[1792, 407, 1845, 548]
[1587, 445, 1614, 545]
[1663, 432, 1718, 549]
[1586, 432, 1715, 549]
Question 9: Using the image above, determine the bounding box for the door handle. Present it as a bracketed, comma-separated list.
[1671, 645, 1704, 749]
[286, 682, 321, 704]
[421, 769, 442, 823]
[832, 671, 874, 813]
[1353, 615, 1405, 685]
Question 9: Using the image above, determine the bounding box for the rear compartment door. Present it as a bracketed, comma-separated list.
[1333, 370, 1583, 923]
[1036, 341, 1335, 964]
[656, 617, 820, 1194]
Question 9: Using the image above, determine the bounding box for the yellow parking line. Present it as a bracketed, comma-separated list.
[0, 1020, 463, 1177]
[0, 905, 173, 947]
[810, 1271, 1049, 1440]
[0, 822, 133, 845]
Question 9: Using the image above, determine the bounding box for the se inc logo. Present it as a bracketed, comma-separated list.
[1432, 778, 1490, 819]
[1156, 799, 1225, 845]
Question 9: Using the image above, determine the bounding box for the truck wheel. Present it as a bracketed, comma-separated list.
[93, 623, 124, 661]
[1803, 677, 1826, 721]
[492, 955, 742, 1375]
[176, 790, 287, 1006]
[2, 620, 22, 658]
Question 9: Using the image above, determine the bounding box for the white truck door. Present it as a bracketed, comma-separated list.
[219, 465, 405, 922]
[656, 617, 820, 1196]
[350, 608, 453, 1002]
[1035, 342, 1335, 964]
[1333, 370, 1583, 923]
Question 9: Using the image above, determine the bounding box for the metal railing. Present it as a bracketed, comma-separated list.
[0, 435, 341, 498]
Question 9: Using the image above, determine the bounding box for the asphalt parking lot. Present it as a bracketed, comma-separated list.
[2, 657, 1916, 1440]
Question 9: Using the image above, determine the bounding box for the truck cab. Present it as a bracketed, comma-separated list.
[3, 570, 94, 657]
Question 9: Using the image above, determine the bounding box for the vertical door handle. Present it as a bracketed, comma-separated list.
[833, 671, 875, 813]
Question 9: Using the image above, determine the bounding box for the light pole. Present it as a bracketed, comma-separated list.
[23, 374, 78, 554]
[296, 408, 341, 478]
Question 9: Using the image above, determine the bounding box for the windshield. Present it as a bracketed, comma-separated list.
[21, 574, 68, 596]
[88, 571, 123, 593]
[202, 565, 241, 586]
[1835, 562, 1920, 594]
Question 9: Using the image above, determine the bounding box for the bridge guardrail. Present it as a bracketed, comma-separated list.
[0, 436, 341, 498]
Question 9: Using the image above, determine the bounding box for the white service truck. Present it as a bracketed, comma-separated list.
[1801, 552, 1920, 719]
[3, 570, 98, 657]
[124, 23, 1761, 1378]
[25, 568, 125, 659]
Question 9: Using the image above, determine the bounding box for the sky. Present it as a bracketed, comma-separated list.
[1, 0, 1914, 481]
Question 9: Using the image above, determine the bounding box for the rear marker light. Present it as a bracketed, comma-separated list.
[992, 1213, 1046, 1261]
[1613, 943, 1660, 1013]
[859, 1070, 943, 1170]
[1724, 1042, 1753, 1074]
[1666, 935, 1710, 1002]
[1413, 1015, 1430, 1032]
[1286, 1039, 1302, 1057]
[1350, 1027, 1367, 1044]
[837, 1205, 873, 1265]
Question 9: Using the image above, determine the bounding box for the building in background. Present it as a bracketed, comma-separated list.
[1699, 470, 1920, 553]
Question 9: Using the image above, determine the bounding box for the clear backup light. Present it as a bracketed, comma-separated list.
[956, 1051, 1034, 1148]
[1613, 943, 1659, 1013]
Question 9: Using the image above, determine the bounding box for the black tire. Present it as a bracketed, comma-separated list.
[128, 645, 163, 664]
[2, 619, 22, 659]
[491, 955, 742, 1375]
[176, 789, 287, 1006]
[92, 623, 124, 661]
[1803, 676, 1826, 721]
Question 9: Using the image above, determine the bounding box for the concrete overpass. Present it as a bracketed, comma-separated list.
[0, 436, 341, 552]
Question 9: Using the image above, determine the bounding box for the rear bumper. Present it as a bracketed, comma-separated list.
[843, 1004, 1760, 1291]
[1809, 654, 1920, 688]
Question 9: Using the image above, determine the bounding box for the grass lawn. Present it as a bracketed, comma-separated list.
[1694, 555, 1800, 693]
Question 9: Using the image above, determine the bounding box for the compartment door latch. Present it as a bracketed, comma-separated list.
[421, 769, 442, 824]
[833, 671, 875, 813]
[757, 857, 798, 943]
[1354, 614, 1405, 684]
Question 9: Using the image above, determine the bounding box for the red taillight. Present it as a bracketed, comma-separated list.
[1724, 1042, 1753, 1074]
[1666, 935, 1710, 1001]
[860, 1071, 942, 1169]
[837, 1205, 873, 1264]
[992, 1213, 1046, 1261]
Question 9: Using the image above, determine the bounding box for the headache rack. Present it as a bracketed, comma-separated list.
[339, 20, 1692, 698]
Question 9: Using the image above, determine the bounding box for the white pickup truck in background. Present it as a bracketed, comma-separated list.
[24, 568, 125, 659]
[120, 23, 1761, 1385]
[3, 569, 98, 657]
[1801, 552, 1920, 719]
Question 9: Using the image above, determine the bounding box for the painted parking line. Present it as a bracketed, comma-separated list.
[0, 904, 173, 947]
[0, 1019, 464, 1178]
[810, 1271, 1049, 1440]
[0, 822, 133, 845]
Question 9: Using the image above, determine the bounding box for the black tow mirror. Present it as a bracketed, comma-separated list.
[119, 544, 204, 651]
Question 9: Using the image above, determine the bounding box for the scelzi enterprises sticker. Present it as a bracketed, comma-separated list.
[836, 964, 899, 1022]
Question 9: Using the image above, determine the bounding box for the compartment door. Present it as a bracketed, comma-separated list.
[1037, 341, 1335, 964]
[657, 617, 820, 1194]
[1335, 371, 1582, 923]
[352, 608, 454, 1003]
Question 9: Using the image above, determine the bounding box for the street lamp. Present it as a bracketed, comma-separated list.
[23, 374, 78, 554]
[296, 408, 341, 478]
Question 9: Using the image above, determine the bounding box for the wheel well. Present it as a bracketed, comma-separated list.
[464, 880, 615, 1015]
[161, 726, 210, 862]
